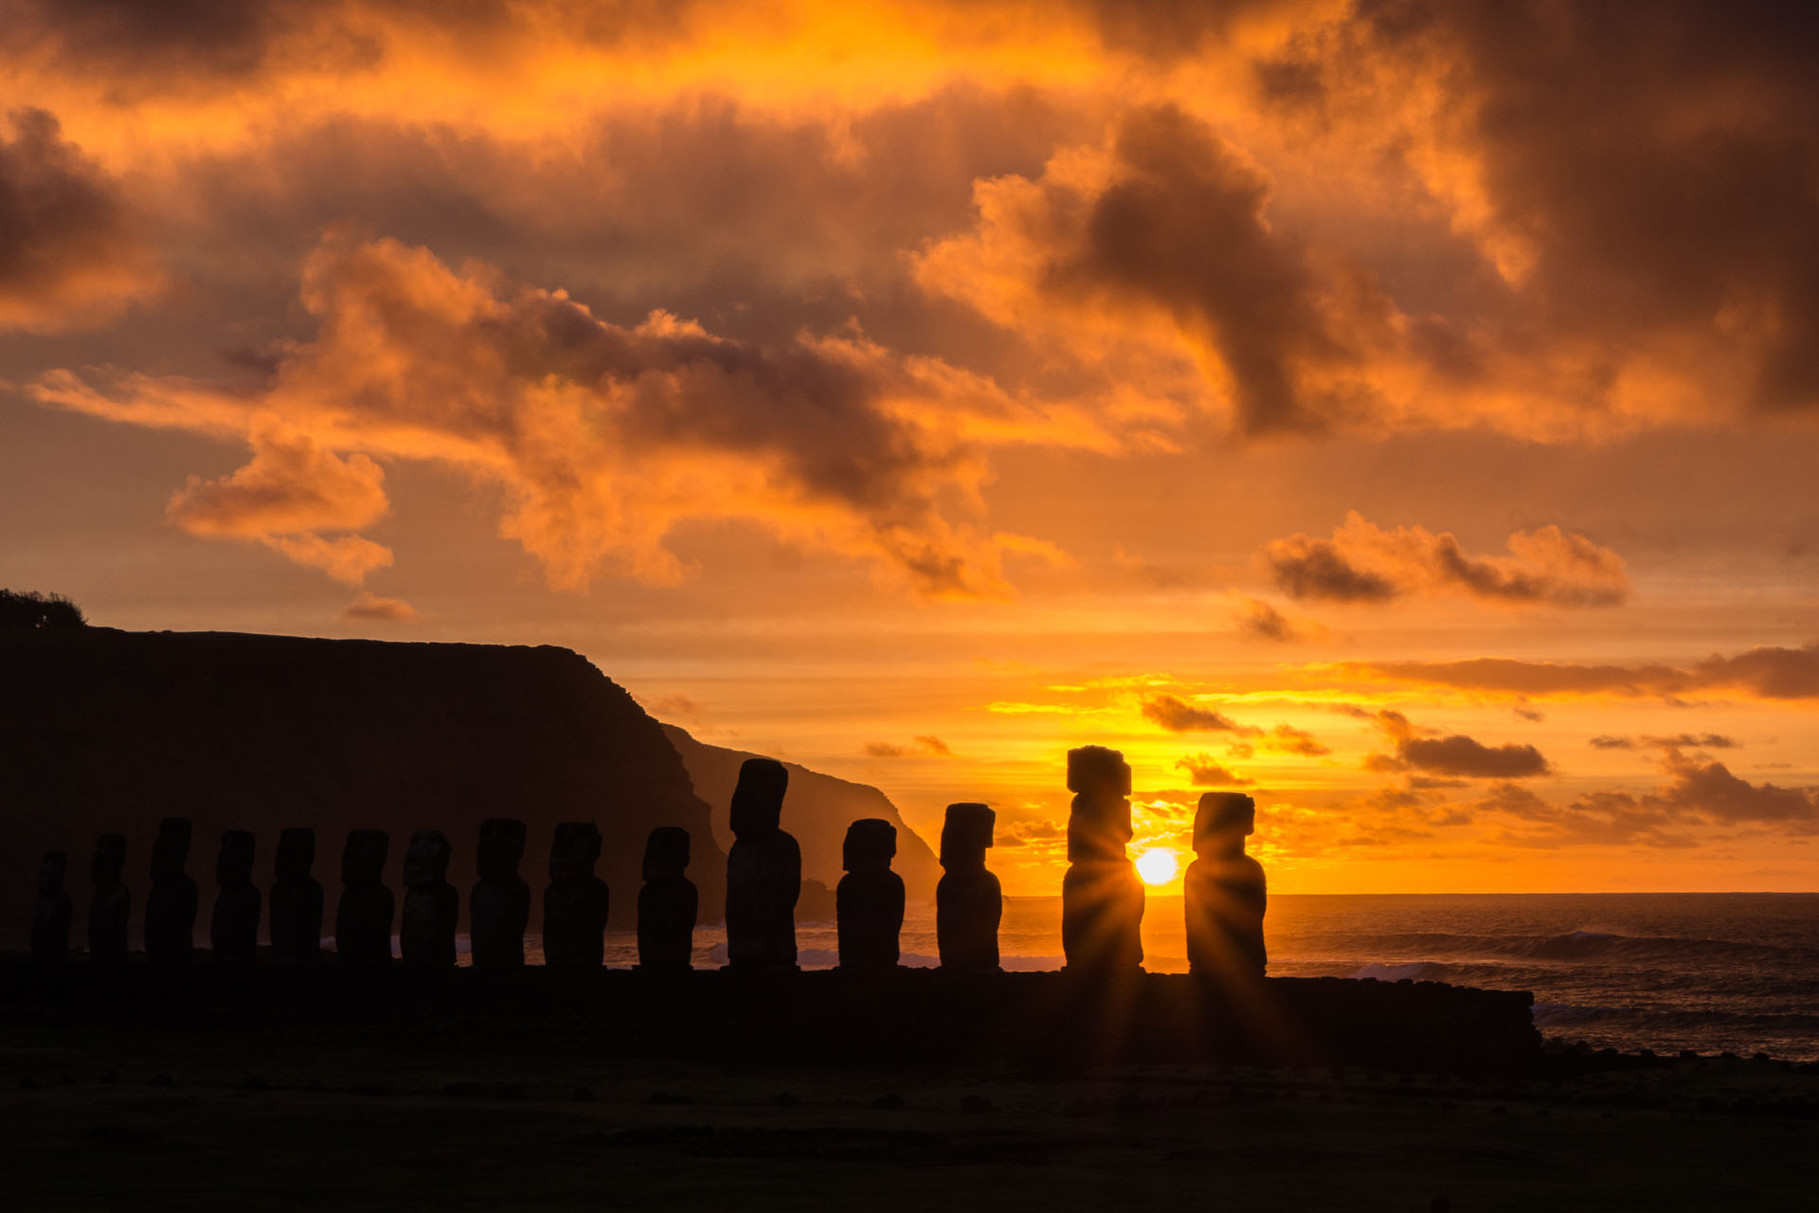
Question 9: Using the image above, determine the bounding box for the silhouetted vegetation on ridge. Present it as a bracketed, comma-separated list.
[0, 589, 86, 628]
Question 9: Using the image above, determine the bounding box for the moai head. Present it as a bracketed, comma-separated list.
[1067, 746, 1133, 799]
[1066, 746, 1133, 861]
[216, 831, 256, 887]
[92, 834, 126, 886]
[1194, 792, 1256, 856]
[843, 818, 897, 871]
[341, 829, 389, 886]
[403, 829, 452, 888]
[939, 803, 995, 870]
[40, 851, 67, 897]
[151, 816, 193, 881]
[729, 758, 788, 839]
[641, 826, 690, 882]
[275, 828, 316, 881]
[476, 818, 527, 883]
[550, 822, 602, 882]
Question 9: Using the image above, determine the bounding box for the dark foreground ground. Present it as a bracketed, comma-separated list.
[2, 1022, 1816, 1212]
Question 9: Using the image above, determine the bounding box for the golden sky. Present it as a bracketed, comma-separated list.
[6, 0, 1819, 892]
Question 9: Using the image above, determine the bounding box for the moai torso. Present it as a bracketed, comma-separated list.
[145, 817, 198, 966]
[724, 759, 800, 971]
[837, 818, 904, 971]
[401, 829, 458, 967]
[209, 830, 261, 964]
[87, 834, 130, 965]
[1185, 793, 1267, 979]
[32, 851, 71, 966]
[935, 803, 1002, 971]
[269, 828, 323, 964]
[636, 826, 696, 972]
[335, 829, 394, 966]
[1060, 746, 1144, 973]
[470, 818, 529, 968]
[544, 822, 610, 969]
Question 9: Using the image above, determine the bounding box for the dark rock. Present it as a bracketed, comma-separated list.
[209, 830, 261, 965]
[144, 817, 197, 967]
[269, 828, 323, 964]
[335, 829, 393, 966]
[837, 818, 903, 971]
[544, 821, 610, 968]
[400, 829, 457, 968]
[86, 834, 130, 965]
[936, 803, 1001, 971]
[636, 826, 695, 972]
[31, 850, 71, 966]
[1185, 792, 1267, 980]
[1060, 747, 1142, 972]
[725, 759, 800, 972]
[470, 818, 528, 968]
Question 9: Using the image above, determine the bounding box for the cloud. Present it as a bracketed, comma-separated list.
[1141, 693, 1254, 734]
[1262, 723, 1328, 757]
[1234, 596, 1326, 642]
[1590, 733, 1739, 751]
[864, 742, 910, 758]
[342, 590, 417, 622]
[1342, 641, 1819, 701]
[913, 735, 953, 756]
[1263, 512, 1628, 607]
[1369, 710, 1550, 779]
[995, 817, 1065, 848]
[1175, 752, 1253, 787]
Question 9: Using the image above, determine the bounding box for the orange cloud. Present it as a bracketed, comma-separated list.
[1338, 641, 1819, 702]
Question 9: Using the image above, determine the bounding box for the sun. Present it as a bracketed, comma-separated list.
[1134, 848, 1179, 886]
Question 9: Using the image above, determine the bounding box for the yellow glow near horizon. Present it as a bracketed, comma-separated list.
[1135, 849, 1179, 886]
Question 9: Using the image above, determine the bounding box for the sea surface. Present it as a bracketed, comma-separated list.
[478, 892, 1819, 1061]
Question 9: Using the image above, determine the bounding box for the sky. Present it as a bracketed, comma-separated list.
[5, 0, 1819, 894]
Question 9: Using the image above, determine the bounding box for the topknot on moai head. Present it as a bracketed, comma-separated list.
[40, 851, 67, 897]
[403, 829, 452, 887]
[842, 819, 897, 871]
[729, 758, 789, 839]
[1067, 746, 1133, 798]
[642, 826, 691, 881]
[275, 829, 316, 880]
[1194, 792, 1256, 854]
[216, 831, 256, 886]
[92, 834, 127, 885]
[341, 829, 389, 885]
[550, 822, 603, 880]
[151, 817, 193, 878]
[476, 818, 527, 882]
[939, 803, 996, 868]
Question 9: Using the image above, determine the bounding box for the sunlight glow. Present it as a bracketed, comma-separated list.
[1135, 849, 1179, 886]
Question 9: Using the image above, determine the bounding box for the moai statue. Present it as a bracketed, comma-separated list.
[837, 819, 904, 971]
[87, 834, 130, 965]
[144, 816, 198, 966]
[335, 829, 394, 966]
[400, 829, 457, 968]
[637, 826, 696, 972]
[936, 803, 1002, 971]
[269, 828, 324, 964]
[724, 758, 801, 971]
[470, 818, 529, 968]
[543, 822, 610, 968]
[31, 851, 72, 966]
[1184, 792, 1268, 979]
[209, 830, 261, 965]
[1060, 746, 1144, 973]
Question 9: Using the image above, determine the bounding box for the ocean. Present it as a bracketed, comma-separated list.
[511, 892, 1819, 1061]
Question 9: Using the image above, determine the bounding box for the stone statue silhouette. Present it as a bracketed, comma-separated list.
[335, 829, 394, 966]
[1060, 746, 1144, 973]
[401, 829, 458, 967]
[32, 850, 71, 966]
[544, 822, 611, 968]
[470, 818, 529, 968]
[145, 816, 198, 966]
[1184, 792, 1267, 979]
[637, 826, 696, 972]
[269, 828, 323, 964]
[936, 803, 1001, 971]
[837, 818, 904, 971]
[209, 830, 261, 965]
[87, 833, 129, 965]
[724, 758, 800, 971]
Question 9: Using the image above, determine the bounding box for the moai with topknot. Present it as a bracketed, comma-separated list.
[335, 829, 394, 966]
[724, 758, 800, 971]
[470, 818, 529, 968]
[544, 822, 610, 968]
[837, 818, 904, 971]
[145, 816, 198, 966]
[401, 829, 457, 968]
[936, 803, 1002, 971]
[1060, 746, 1144, 973]
[210, 830, 261, 965]
[1184, 792, 1267, 979]
[637, 826, 696, 972]
[31, 851, 71, 966]
[269, 828, 323, 964]
[87, 834, 130, 965]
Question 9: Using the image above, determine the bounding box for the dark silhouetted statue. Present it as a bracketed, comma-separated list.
[936, 803, 1001, 971]
[209, 830, 261, 965]
[1185, 792, 1267, 979]
[145, 816, 198, 966]
[837, 818, 904, 971]
[470, 818, 529, 968]
[335, 829, 393, 966]
[1061, 746, 1144, 973]
[401, 829, 458, 968]
[544, 822, 610, 968]
[725, 758, 800, 971]
[32, 851, 71, 965]
[87, 834, 129, 965]
[637, 826, 696, 971]
[270, 828, 323, 964]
